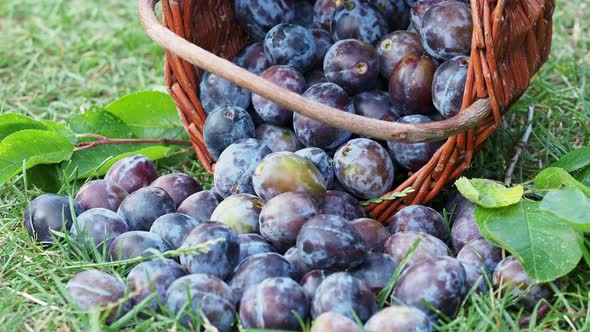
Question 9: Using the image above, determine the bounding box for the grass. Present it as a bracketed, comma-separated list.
[0, 0, 589, 331]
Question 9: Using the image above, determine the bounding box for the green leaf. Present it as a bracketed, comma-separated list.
[455, 177, 524, 208]
[577, 166, 590, 187]
[0, 113, 49, 140]
[361, 187, 415, 206]
[42, 120, 78, 144]
[475, 200, 582, 282]
[552, 147, 590, 172]
[534, 167, 590, 197]
[539, 188, 590, 232]
[0, 130, 73, 185]
[105, 91, 187, 139]
[69, 107, 136, 138]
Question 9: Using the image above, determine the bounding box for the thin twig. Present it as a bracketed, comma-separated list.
[74, 133, 191, 151]
[505, 106, 535, 186]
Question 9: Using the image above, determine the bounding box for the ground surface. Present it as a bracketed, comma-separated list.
[0, 0, 588, 331]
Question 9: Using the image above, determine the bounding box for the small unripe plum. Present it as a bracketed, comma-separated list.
[210, 194, 264, 234]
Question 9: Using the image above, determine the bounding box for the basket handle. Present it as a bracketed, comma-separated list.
[138, 0, 491, 143]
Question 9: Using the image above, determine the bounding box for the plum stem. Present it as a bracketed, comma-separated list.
[74, 133, 192, 151]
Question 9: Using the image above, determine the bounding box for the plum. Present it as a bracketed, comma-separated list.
[255, 124, 303, 152]
[462, 261, 489, 293]
[177, 190, 220, 223]
[179, 221, 240, 280]
[310, 28, 333, 68]
[23, 194, 84, 245]
[313, 0, 338, 30]
[293, 1, 314, 27]
[165, 274, 235, 331]
[252, 152, 327, 203]
[420, 1, 473, 60]
[232, 41, 270, 75]
[252, 65, 306, 125]
[389, 205, 449, 241]
[349, 253, 399, 293]
[213, 138, 272, 198]
[108, 231, 172, 261]
[295, 147, 335, 189]
[117, 186, 175, 231]
[105, 154, 157, 193]
[364, 305, 432, 332]
[391, 256, 467, 319]
[450, 201, 482, 252]
[240, 277, 309, 330]
[127, 258, 187, 312]
[229, 252, 296, 302]
[300, 270, 334, 300]
[370, 0, 411, 31]
[389, 53, 438, 115]
[409, 0, 445, 33]
[199, 71, 251, 113]
[203, 105, 255, 160]
[387, 115, 445, 172]
[70, 208, 128, 253]
[294, 82, 355, 150]
[384, 231, 451, 267]
[150, 173, 201, 209]
[234, 0, 296, 40]
[353, 90, 400, 122]
[324, 39, 380, 94]
[238, 234, 276, 263]
[319, 190, 366, 220]
[210, 194, 264, 234]
[284, 247, 314, 280]
[65, 270, 128, 322]
[311, 312, 363, 332]
[377, 31, 424, 79]
[260, 192, 319, 251]
[75, 180, 128, 212]
[351, 218, 391, 253]
[305, 68, 329, 88]
[312, 272, 377, 322]
[149, 213, 201, 249]
[264, 23, 317, 73]
[457, 238, 503, 275]
[297, 214, 368, 270]
[331, 0, 388, 45]
[493, 256, 552, 309]
[432, 55, 469, 118]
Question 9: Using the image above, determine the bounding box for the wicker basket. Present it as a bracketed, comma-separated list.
[138, 0, 553, 223]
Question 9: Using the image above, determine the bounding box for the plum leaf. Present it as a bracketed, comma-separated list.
[534, 167, 590, 197]
[0, 113, 50, 141]
[455, 177, 523, 208]
[552, 147, 590, 172]
[540, 188, 590, 232]
[475, 200, 582, 282]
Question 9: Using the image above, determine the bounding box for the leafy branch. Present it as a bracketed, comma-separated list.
[74, 133, 191, 151]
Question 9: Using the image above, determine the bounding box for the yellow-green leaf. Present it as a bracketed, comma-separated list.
[455, 177, 523, 208]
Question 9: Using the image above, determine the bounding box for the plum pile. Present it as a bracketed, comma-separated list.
[20, 2, 546, 330]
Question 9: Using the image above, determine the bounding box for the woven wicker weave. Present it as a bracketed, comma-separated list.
[138, 0, 553, 223]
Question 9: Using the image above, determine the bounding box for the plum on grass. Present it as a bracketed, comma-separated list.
[264, 23, 317, 73]
[384, 231, 451, 267]
[199, 71, 251, 113]
[253, 65, 306, 126]
[229, 252, 296, 302]
[353, 90, 400, 122]
[331, 0, 388, 45]
[450, 201, 482, 252]
[377, 31, 424, 79]
[260, 192, 319, 251]
[232, 41, 270, 75]
[255, 124, 303, 152]
[351, 218, 391, 253]
[127, 258, 187, 312]
[300, 270, 334, 300]
[313, 0, 338, 30]
[319, 190, 366, 220]
[349, 253, 399, 293]
[238, 234, 276, 263]
[312, 272, 377, 322]
[149, 213, 200, 249]
[151, 173, 201, 209]
[324, 39, 380, 94]
[65, 270, 128, 323]
[392, 256, 467, 319]
[203, 105, 255, 160]
[252, 152, 327, 203]
[310, 312, 363, 332]
[240, 277, 309, 330]
[420, 1, 473, 60]
[117, 186, 175, 231]
[432, 55, 470, 118]
[75, 180, 128, 212]
[389, 205, 449, 241]
[70, 208, 128, 253]
[295, 147, 334, 190]
[389, 53, 438, 115]
[462, 261, 489, 293]
[177, 190, 220, 223]
[457, 238, 503, 275]
[334, 138, 395, 199]
[165, 274, 235, 331]
[210, 194, 264, 234]
[294, 82, 355, 150]
[387, 115, 445, 172]
[23, 194, 84, 245]
[284, 247, 313, 280]
[179, 221, 240, 280]
[233, 0, 296, 40]
[213, 138, 272, 198]
[364, 305, 432, 332]
[108, 231, 172, 262]
[105, 154, 157, 193]
[493, 256, 552, 310]
[297, 214, 368, 270]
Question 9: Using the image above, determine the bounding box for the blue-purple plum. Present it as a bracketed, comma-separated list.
[324, 39, 380, 94]
[409, 0, 445, 33]
[377, 31, 424, 78]
[23, 194, 84, 245]
[450, 201, 482, 252]
[253, 65, 306, 125]
[389, 205, 449, 241]
[352, 218, 391, 253]
[232, 41, 270, 74]
[389, 54, 438, 115]
[364, 305, 432, 332]
[151, 173, 202, 209]
[420, 1, 473, 60]
[203, 105, 255, 160]
[313, 0, 338, 30]
[255, 124, 303, 152]
[319, 190, 366, 220]
[295, 147, 335, 189]
[370, 0, 411, 31]
[311, 312, 363, 332]
[70, 208, 128, 253]
[149, 213, 200, 249]
[331, 0, 388, 45]
[108, 231, 172, 261]
[353, 90, 400, 122]
[105, 154, 157, 193]
[284, 247, 314, 280]
[310, 28, 333, 68]
[199, 71, 251, 113]
[234, 0, 296, 40]
[349, 253, 399, 293]
[117, 186, 176, 231]
[239, 234, 277, 263]
[493, 256, 552, 310]
[210, 194, 264, 234]
[457, 238, 503, 275]
[293, 1, 314, 28]
[301, 270, 334, 300]
[177, 190, 220, 223]
[462, 261, 489, 293]
[264, 24, 317, 73]
[432, 55, 469, 118]
[127, 259, 187, 312]
[75, 180, 128, 212]
[305, 69, 329, 88]
[384, 231, 451, 267]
